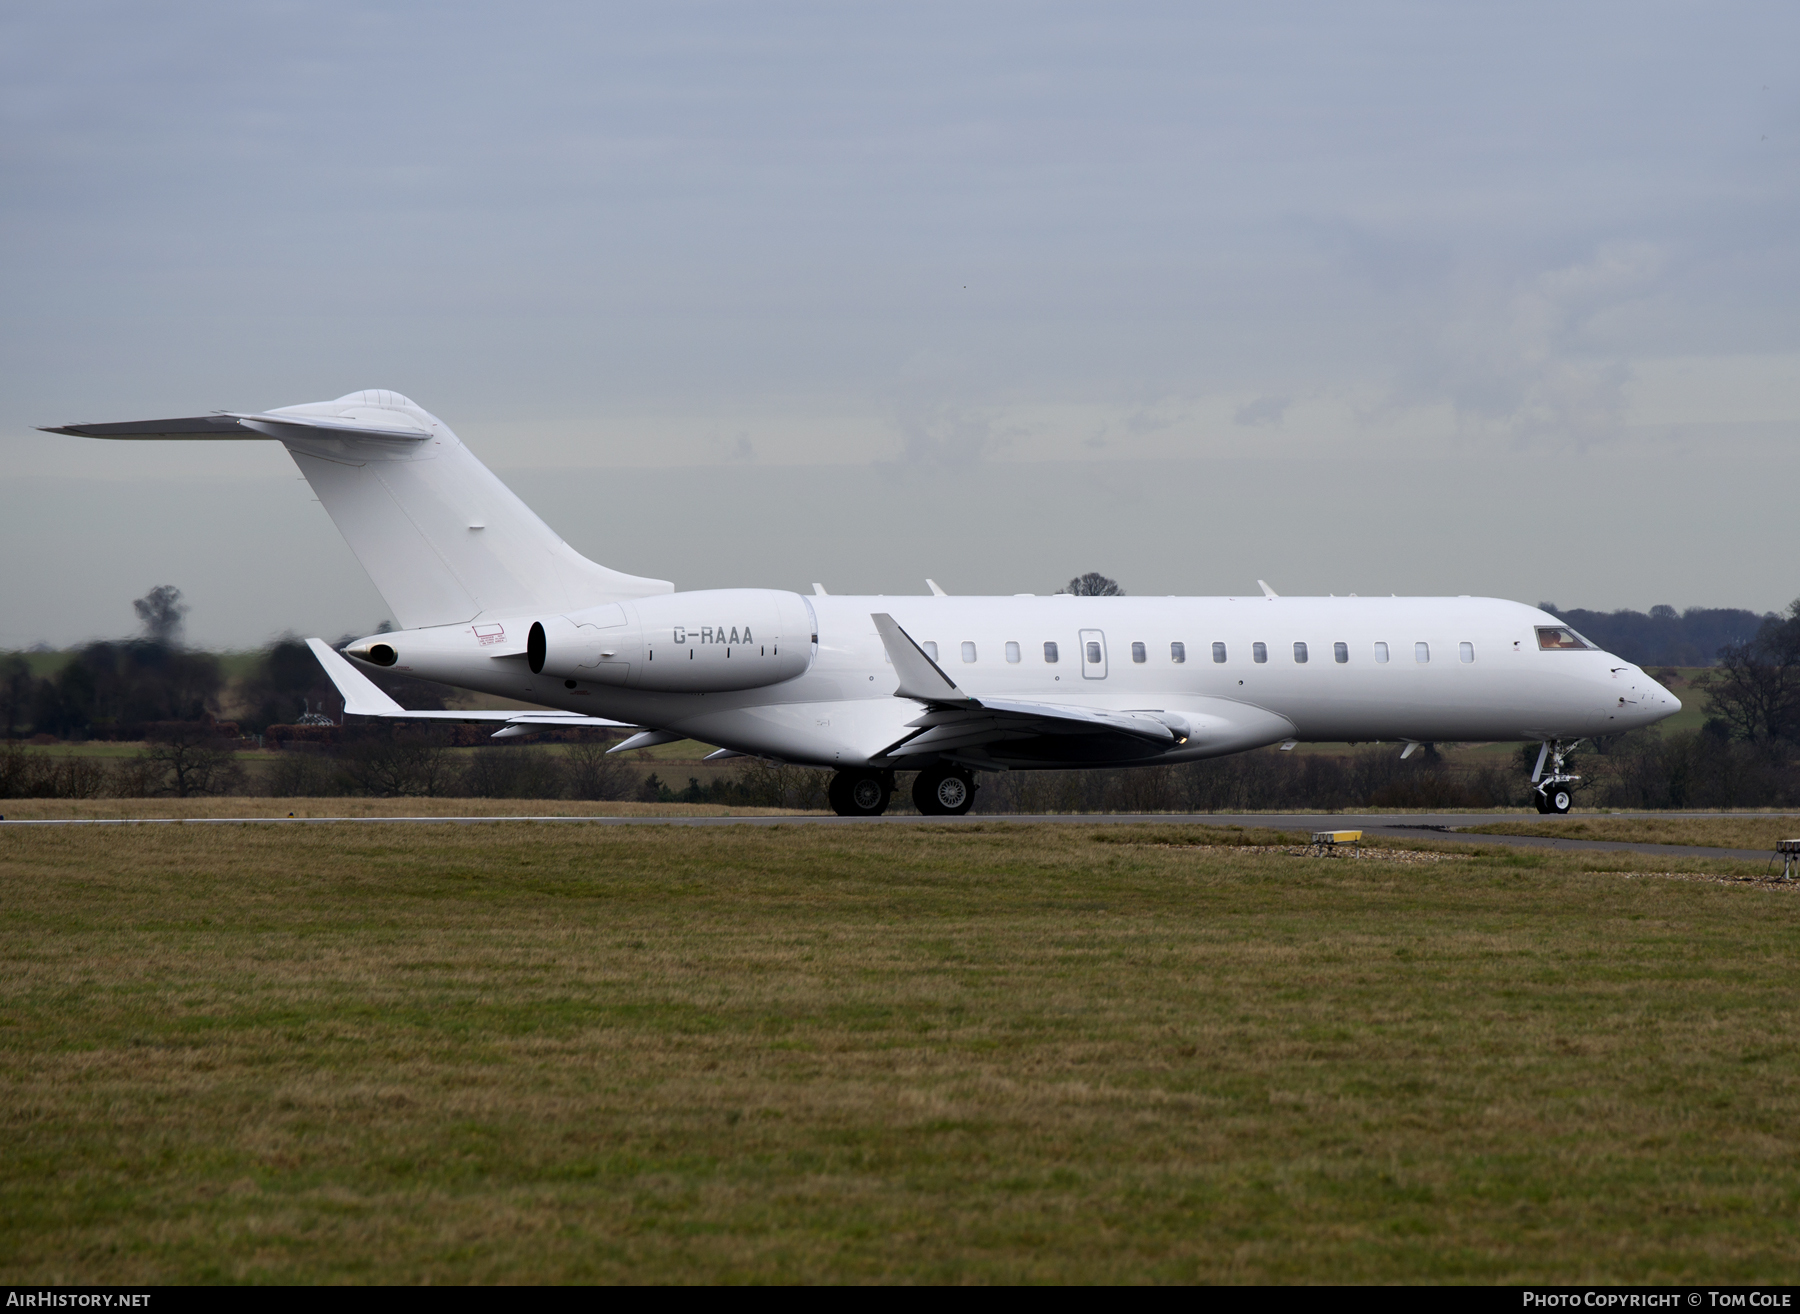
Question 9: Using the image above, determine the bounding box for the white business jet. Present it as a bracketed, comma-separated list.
[46, 390, 1681, 816]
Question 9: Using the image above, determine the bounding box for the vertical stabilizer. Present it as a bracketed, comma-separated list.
[47, 390, 672, 629]
[272, 393, 672, 628]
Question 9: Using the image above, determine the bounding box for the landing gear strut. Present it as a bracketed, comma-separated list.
[1531, 740, 1580, 815]
[828, 769, 893, 817]
[913, 765, 977, 816]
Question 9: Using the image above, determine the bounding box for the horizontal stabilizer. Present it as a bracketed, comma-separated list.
[43, 410, 430, 442]
[307, 638, 405, 716]
[306, 638, 633, 733]
[51, 392, 673, 630]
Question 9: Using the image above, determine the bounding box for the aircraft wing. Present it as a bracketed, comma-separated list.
[305, 638, 635, 738]
[885, 699, 1182, 757]
[869, 613, 1185, 757]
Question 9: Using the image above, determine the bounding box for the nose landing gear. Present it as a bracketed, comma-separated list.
[1531, 740, 1581, 814]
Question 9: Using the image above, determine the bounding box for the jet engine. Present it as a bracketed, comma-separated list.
[528, 588, 816, 693]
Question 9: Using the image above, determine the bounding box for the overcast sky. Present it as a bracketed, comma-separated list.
[3, 2, 1796, 648]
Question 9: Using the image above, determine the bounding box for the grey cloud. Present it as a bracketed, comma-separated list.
[889, 404, 1007, 468]
[1234, 397, 1289, 428]
[1378, 244, 1669, 445]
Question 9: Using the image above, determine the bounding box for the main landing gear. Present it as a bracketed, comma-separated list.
[912, 765, 977, 817]
[827, 769, 893, 817]
[1531, 739, 1580, 815]
[826, 765, 979, 817]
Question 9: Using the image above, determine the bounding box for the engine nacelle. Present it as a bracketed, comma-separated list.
[528, 588, 816, 693]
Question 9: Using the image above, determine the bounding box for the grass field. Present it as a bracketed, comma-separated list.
[1468, 816, 1800, 852]
[4, 821, 1799, 1283]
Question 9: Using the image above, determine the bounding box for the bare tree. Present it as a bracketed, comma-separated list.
[461, 745, 567, 798]
[265, 751, 342, 797]
[339, 728, 456, 796]
[731, 759, 831, 810]
[137, 722, 241, 797]
[0, 743, 109, 799]
[133, 585, 188, 646]
[1702, 599, 1800, 749]
[564, 738, 634, 800]
[1061, 573, 1125, 597]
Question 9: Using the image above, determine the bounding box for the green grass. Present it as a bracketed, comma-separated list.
[1470, 816, 1800, 851]
[3, 822, 1799, 1283]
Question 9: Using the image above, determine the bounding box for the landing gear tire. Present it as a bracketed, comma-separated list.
[913, 766, 976, 816]
[829, 770, 891, 817]
[1530, 739, 1580, 816]
[1535, 783, 1575, 815]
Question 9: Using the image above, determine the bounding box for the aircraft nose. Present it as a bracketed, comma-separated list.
[1641, 674, 1681, 720]
[1607, 666, 1681, 727]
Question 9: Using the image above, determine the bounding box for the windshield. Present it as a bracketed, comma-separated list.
[1536, 625, 1595, 651]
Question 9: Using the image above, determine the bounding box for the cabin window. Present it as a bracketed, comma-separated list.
[1415, 642, 1430, 663]
[1293, 641, 1308, 664]
[961, 641, 977, 663]
[1171, 641, 1186, 664]
[1131, 641, 1147, 663]
[1375, 642, 1389, 663]
[1253, 642, 1268, 664]
[923, 641, 938, 662]
[1212, 642, 1226, 664]
[1005, 641, 1021, 663]
[1460, 641, 1474, 663]
[1044, 641, 1059, 663]
[1536, 625, 1594, 650]
[1085, 641, 1103, 665]
[1333, 641, 1348, 664]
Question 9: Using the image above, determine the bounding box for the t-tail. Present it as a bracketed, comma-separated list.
[43, 390, 672, 629]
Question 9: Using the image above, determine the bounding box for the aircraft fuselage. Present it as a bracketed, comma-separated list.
[359, 592, 1680, 770]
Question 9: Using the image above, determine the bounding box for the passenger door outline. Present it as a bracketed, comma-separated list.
[1079, 629, 1107, 679]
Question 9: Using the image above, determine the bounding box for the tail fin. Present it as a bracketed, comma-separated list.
[46, 390, 672, 629]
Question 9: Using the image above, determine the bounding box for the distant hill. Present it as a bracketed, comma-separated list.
[1539, 604, 1772, 667]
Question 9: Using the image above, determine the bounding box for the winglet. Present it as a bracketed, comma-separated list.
[926, 579, 947, 596]
[306, 637, 406, 716]
[871, 613, 977, 704]
[1258, 580, 1278, 599]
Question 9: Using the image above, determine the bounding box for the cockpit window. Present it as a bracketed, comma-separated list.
[1536, 626, 1594, 651]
